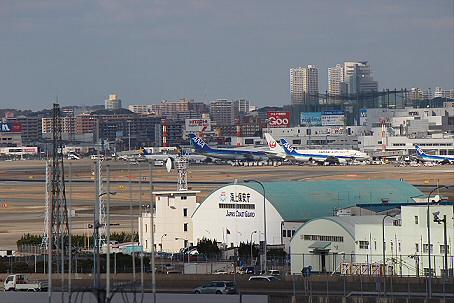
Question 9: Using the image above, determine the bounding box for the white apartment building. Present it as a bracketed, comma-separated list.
[290, 65, 319, 105]
[128, 104, 153, 115]
[328, 64, 346, 96]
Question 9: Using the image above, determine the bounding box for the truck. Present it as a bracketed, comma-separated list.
[3, 274, 48, 291]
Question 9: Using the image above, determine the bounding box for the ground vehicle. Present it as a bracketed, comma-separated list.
[3, 274, 48, 291]
[193, 281, 237, 294]
[248, 275, 280, 282]
[268, 269, 280, 276]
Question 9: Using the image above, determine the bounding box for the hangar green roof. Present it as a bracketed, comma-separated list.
[241, 180, 422, 221]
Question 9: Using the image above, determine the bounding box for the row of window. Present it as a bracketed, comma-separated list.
[358, 241, 450, 254]
[302, 234, 344, 242]
[219, 203, 255, 209]
[282, 229, 296, 238]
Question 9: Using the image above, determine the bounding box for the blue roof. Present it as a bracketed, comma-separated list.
[241, 180, 423, 221]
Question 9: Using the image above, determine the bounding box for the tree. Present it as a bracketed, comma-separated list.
[197, 238, 220, 259]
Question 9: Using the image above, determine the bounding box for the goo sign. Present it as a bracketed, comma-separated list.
[267, 112, 290, 128]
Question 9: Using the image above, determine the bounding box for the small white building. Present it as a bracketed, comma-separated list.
[138, 190, 200, 253]
[290, 204, 454, 277]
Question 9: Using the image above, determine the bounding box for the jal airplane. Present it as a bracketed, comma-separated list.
[189, 134, 269, 161]
[415, 145, 454, 164]
[264, 134, 369, 164]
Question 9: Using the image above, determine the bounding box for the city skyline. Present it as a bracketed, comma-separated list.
[1, 0, 453, 110]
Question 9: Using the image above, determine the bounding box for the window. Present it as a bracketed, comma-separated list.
[440, 245, 449, 254]
[292, 230, 295, 236]
[145, 239, 148, 249]
[415, 243, 419, 253]
[183, 208, 188, 217]
[181, 196, 187, 200]
[145, 224, 148, 233]
[302, 234, 344, 242]
[398, 242, 401, 252]
[414, 216, 419, 224]
[282, 230, 286, 238]
[374, 241, 377, 250]
[183, 223, 188, 232]
[359, 241, 369, 249]
[423, 244, 433, 253]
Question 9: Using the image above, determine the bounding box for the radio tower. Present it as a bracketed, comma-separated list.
[40, 161, 50, 249]
[50, 103, 70, 272]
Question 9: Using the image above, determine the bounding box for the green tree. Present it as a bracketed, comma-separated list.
[197, 238, 220, 259]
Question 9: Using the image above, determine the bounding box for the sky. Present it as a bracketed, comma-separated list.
[0, 0, 453, 110]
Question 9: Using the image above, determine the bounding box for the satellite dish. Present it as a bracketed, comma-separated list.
[166, 158, 172, 173]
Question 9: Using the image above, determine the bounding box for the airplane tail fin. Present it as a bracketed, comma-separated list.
[279, 138, 296, 155]
[415, 145, 426, 157]
[189, 134, 213, 153]
[264, 133, 286, 156]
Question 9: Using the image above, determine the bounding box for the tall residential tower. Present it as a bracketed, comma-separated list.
[290, 65, 319, 105]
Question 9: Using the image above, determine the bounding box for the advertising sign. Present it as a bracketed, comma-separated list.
[0, 122, 22, 133]
[267, 112, 290, 128]
[185, 118, 211, 133]
[300, 112, 322, 126]
[321, 111, 345, 126]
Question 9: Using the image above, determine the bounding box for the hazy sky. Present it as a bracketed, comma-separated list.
[1, 0, 453, 110]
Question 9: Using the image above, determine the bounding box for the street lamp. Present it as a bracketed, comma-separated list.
[175, 237, 189, 263]
[433, 212, 449, 278]
[250, 231, 257, 266]
[244, 180, 267, 273]
[160, 234, 167, 252]
[426, 185, 448, 298]
[382, 213, 395, 297]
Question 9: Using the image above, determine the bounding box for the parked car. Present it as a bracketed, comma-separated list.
[193, 281, 237, 294]
[268, 269, 280, 276]
[248, 275, 280, 282]
[239, 266, 255, 274]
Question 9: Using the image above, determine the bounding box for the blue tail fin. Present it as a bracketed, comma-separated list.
[415, 145, 425, 157]
[189, 134, 213, 152]
[279, 139, 297, 155]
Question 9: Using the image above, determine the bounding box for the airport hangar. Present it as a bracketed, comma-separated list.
[190, 180, 423, 252]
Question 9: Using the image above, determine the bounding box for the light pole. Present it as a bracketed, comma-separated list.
[175, 237, 189, 263]
[433, 212, 449, 278]
[160, 234, 167, 252]
[244, 180, 267, 273]
[127, 120, 132, 151]
[382, 214, 395, 297]
[427, 185, 448, 298]
[250, 231, 257, 266]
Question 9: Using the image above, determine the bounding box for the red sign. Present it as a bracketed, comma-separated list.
[267, 112, 290, 128]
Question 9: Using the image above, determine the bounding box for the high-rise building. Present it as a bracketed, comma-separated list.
[328, 64, 347, 96]
[105, 94, 122, 110]
[343, 61, 378, 95]
[210, 99, 237, 126]
[235, 99, 250, 114]
[290, 65, 319, 105]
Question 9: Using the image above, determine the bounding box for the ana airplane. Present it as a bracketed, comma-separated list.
[189, 134, 269, 161]
[415, 145, 454, 164]
[278, 138, 370, 164]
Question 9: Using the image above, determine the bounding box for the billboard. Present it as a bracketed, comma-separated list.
[0, 122, 22, 133]
[267, 112, 290, 128]
[185, 118, 212, 133]
[300, 112, 322, 126]
[321, 111, 345, 126]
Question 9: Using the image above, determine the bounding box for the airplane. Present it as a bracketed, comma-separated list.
[141, 147, 207, 163]
[278, 138, 370, 165]
[188, 134, 269, 162]
[264, 133, 287, 159]
[415, 145, 454, 164]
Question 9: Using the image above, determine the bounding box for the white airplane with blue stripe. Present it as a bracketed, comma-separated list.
[415, 145, 454, 164]
[189, 134, 269, 161]
[276, 137, 369, 164]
